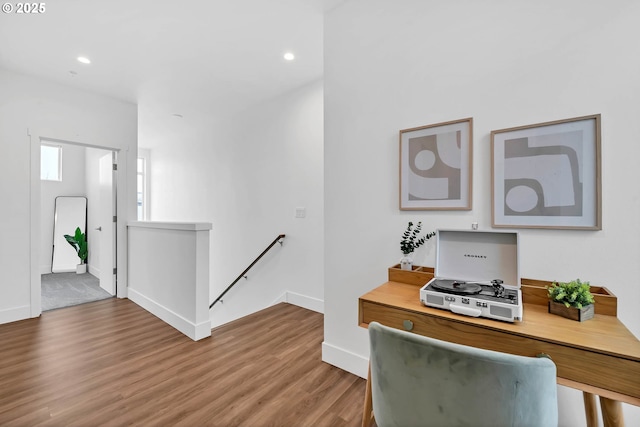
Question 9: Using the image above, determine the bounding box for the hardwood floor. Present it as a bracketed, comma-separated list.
[0, 299, 366, 426]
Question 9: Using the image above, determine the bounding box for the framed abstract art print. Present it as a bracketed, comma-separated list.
[399, 118, 473, 210]
[491, 114, 601, 230]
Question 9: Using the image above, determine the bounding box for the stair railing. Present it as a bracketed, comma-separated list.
[209, 234, 286, 309]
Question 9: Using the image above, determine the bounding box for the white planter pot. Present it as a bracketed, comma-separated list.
[76, 264, 87, 274]
[400, 253, 413, 271]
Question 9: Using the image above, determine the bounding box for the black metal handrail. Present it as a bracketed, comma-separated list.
[209, 234, 286, 309]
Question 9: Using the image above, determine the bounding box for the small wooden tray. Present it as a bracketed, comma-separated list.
[388, 264, 434, 286]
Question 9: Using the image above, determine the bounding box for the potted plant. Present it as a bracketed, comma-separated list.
[399, 221, 435, 271]
[547, 279, 595, 321]
[64, 227, 88, 274]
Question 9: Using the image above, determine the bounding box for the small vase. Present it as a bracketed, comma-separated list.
[76, 264, 87, 274]
[400, 253, 413, 271]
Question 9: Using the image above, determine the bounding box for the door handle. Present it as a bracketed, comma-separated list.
[95, 226, 102, 231]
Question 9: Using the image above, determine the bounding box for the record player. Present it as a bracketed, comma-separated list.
[420, 229, 522, 322]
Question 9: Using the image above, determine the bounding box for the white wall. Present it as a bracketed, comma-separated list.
[324, 1, 640, 425]
[128, 221, 212, 341]
[40, 143, 87, 273]
[140, 80, 324, 327]
[0, 68, 137, 323]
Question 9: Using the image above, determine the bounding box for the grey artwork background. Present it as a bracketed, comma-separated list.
[408, 130, 462, 201]
[503, 130, 583, 216]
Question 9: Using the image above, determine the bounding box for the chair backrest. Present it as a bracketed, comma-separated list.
[368, 322, 558, 427]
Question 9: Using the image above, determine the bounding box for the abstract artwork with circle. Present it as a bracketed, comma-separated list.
[399, 117, 473, 210]
[491, 114, 601, 230]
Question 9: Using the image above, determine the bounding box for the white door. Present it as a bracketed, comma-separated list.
[99, 153, 116, 295]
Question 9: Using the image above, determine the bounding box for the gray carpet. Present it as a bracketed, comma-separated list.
[41, 272, 113, 311]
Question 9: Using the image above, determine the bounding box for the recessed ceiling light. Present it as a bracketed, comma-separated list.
[283, 52, 295, 61]
[77, 56, 91, 64]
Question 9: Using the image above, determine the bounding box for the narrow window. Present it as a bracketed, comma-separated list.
[137, 149, 150, 220]
[41, 144, 62, 181]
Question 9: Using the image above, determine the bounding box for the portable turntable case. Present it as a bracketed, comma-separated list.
[420, 229, 522, 322]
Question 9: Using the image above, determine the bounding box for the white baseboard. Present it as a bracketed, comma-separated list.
[0, 305, 33, 325]
[40, 265, 100, 276]
[88, 264, 100, 277]
[272, 291, 324, 314]
[321, 341, 369, 379]
[128, 288, 211, 341]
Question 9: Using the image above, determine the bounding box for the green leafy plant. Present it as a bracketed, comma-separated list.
[64, 227, 88, 264]
[400, 221, 435, 255]
[547, 279, 595, 309]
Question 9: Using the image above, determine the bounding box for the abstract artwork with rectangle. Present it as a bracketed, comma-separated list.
[491, 115, 601, 229]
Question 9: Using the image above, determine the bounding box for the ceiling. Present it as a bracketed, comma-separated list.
[0, 0, 344, 118]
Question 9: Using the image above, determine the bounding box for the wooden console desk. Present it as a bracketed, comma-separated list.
[359, 266, 640, 427]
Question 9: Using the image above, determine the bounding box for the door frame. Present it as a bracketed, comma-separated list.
[30, 134, 129, 317]
[98, 150, 117, 295]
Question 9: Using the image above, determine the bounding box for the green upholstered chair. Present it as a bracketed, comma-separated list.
[365, 321, 558, 427]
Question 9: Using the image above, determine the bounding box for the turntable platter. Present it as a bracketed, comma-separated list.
[431, 279, 482, 295]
